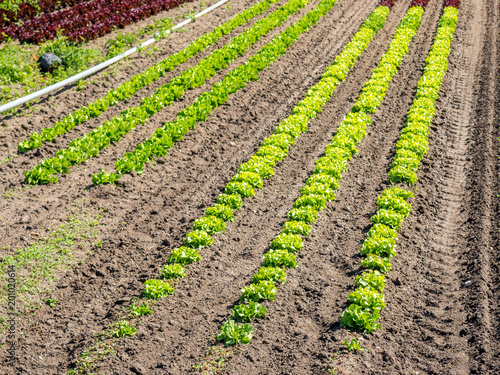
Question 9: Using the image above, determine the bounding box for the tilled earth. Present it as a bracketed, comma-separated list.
[0, 0, 498, 373]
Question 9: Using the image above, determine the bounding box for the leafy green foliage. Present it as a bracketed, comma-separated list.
[208, 1, 393, 349]
[252, 267, 287, 284]
[184, 230, 214, 249]
[360, 235, 396, 258]
[261, 133, 295, 150]
[82, 0, 324, 183]
[193, 216, 226, 235]
[167, 246, 202, 265]
[45, 298, 60, 308]
[270, 233, 303, 253]
[262, 249, 298, 268]
[341, 7, 459, 335]
[128, 301, 153, 317]
[275, 117, 306, 139]
[355, 270, 386, 292]
[370, 209, 406, 230]
[389, 6, 457, 185]
[300, 183, 336, 201]
[348, 287, 386, 312]
[293, 194, 327, 211]
[287, 207, 318, 223]
[162, 264, 186, 280]
[388, 164, 418, 185]
[217, 319, 253, 346]
[313, 156, 348, 178]
[110, 320, 137, 338]
[361, 254, 392, 273]
[216, 194, 243, 210]
[367, 223, 398, 240]
[41, 34, 102, 76]
[306, 173, 340, 190]
[105, 31, 140, 59]
[381, 186, 414, 201]
[143, 279, 174, 300]
[256, 144, 288, 162]
[281, 220, 311, 236]
[0, 42, 37, 87]
[85, 0, 337, 184]
[340, 304, 381, 333]
[376, 195, 412, 217]
[205, 204, 235, 222]
[352, 6, 423, 114]
[232, 301, 267, 322]
[29, 0, 307, 183]
[230, 172, 263, 189]
[92, 170, 120, 185]
[240, 281, 277, 302]
[238, 157, 275, 179]
[0, 33, 101, 109]
[224, 181, 255, 198]
[344, 338, 363, 352]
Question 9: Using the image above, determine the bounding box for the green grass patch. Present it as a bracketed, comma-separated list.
[0, 199, 104, 329]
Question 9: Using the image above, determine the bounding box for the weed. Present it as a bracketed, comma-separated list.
[0, 200, 103, 316]
[68, 339, 117, 374]
[0, 33, 101, 106]
[183, 9, 196, 22]
[193, 346, 242, 374]
[344, 338, 362, 352]
[45, 298, 60, 307]
[76, 79, 85, 91]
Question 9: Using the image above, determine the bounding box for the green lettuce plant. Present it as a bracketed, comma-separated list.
[240, 281, 277, 302]
[232, 301, 267, 322]
[217, 319, 253, 346]
[252, 267, 287, 284]
[143, 279, 174, 299]
[162, 264, 186, 280]
[167, 246, 202, 265]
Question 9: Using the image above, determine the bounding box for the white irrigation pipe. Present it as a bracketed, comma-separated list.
[0, 0, 229, 114]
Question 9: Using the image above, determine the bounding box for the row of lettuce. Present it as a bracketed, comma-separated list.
[22, 0, 332, 185]
[71, 0, 394, 367]
[17, 0, 277, 154]
[217, 2, 427, 345]
[340, 2, 459, 333]
[0, 0, 191, 44]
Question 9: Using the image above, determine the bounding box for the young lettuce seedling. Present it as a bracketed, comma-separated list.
[143, 279, 174, 299]
[344, 338, 363, 352]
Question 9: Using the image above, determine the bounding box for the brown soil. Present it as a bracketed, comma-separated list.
[0, 0, 498, 373]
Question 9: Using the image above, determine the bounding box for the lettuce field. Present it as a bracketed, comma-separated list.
[0, 0, 498, 373]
